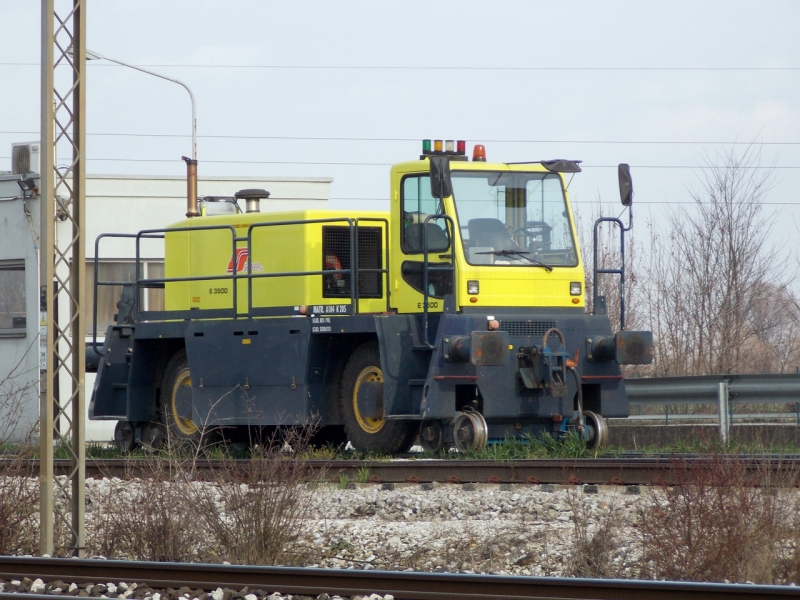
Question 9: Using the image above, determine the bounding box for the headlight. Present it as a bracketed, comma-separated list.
[467, 280, 480, 295]
[570, 281, 582, 296]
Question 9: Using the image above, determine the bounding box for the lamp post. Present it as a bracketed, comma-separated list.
[72, 46, 197, 160]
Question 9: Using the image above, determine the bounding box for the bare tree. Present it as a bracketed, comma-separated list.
[644, 145, 794, 376]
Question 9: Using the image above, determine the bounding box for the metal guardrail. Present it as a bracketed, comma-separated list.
[625, 374, 800, 441]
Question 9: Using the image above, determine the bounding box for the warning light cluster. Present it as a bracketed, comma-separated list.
[421, 139, 487, 162]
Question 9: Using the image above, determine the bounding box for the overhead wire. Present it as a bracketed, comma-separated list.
[2, 62, 799, 71]
[0, 156, 794, 169]
[1, 130, 798, 145]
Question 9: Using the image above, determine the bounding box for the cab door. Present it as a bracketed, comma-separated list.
[389, 169, 454, 315]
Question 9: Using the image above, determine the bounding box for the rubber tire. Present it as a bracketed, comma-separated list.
[340, 341, 418, 455]
[160, 350, 204, 449]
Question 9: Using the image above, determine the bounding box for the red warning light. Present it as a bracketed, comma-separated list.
[457, 140, 466, 155]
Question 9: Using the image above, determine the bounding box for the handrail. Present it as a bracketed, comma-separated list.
[92, 217, 391, 353]
[592, 204, 632, 330]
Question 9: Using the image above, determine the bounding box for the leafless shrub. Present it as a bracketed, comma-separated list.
[87, 447, 205, 562]
[191, 426, 323, 565]
[0, 343, 41, 555]
[637, 451, 800, 583]
[0, 448, 38, 555]
[566, 487, 631, 578]
[0, 340, 39, 445]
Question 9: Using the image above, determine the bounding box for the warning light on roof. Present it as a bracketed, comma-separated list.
[473, 144, 486, 162]
[421, 139, 468, 159]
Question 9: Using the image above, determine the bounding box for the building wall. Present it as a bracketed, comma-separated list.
[0, 175, 41, 443]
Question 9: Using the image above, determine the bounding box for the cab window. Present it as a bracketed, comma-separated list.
[401, 175, 450, 254]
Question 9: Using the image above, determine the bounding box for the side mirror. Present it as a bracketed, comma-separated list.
[429, 155, 453, 199]
[618, 163, 633, 206]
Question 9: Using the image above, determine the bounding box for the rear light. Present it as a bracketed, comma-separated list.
[467, 280, 479, 294]
[570, 281, 582, 296]
[473, 144, 486, 162]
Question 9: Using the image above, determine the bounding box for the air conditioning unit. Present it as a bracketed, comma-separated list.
[11, 142, 40, 175]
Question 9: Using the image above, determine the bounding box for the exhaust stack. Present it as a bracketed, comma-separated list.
[182, 156, 199, 218]
[235, 188, 270, 213]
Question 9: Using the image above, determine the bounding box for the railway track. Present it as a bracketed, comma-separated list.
[3, 456, 800, 486]
[0, 556, 798, 600]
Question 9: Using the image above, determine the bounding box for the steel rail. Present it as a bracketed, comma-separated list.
[4, 456, 800, 486]
[0, 557, 798, 600]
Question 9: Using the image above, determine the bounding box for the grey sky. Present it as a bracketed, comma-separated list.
[2, 1, 798, 242]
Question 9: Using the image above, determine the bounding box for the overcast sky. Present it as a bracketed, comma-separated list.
[1, 1, 799, 245]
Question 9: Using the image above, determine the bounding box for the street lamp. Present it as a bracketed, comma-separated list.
[69, 46, 197, 160]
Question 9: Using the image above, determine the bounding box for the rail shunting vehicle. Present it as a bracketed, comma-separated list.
[88, 140, 652, 454]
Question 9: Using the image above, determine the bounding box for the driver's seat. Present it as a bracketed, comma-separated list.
[468, 218, 514, 251]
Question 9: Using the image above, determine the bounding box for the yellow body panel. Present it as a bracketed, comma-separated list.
[165, 210, 390, 314]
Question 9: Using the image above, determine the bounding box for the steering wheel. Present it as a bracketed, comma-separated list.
[513, 221, 552, 237]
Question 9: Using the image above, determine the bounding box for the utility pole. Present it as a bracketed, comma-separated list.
[40, 0, 86, 557]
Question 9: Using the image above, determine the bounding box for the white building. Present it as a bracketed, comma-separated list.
[0, 146, 331, 443]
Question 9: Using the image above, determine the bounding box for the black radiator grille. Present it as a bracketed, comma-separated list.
[322, 226, 382, 298]
[500, 320, 558, 338]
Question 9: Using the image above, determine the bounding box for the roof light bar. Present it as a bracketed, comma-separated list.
[420, 139, 469, 159]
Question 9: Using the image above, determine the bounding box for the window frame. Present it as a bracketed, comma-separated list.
[0, 259, 26, 338]
[400, 174, 450, 255]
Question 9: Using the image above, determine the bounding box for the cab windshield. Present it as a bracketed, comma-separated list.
[452, 171, 578, 267]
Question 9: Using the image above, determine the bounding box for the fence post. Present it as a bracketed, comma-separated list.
[718, 380, 729, 445]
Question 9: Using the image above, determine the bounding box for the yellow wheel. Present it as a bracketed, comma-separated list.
[340, 341, 418, 454]
[161, 350, 202, 445]
[169, 366, 198, 436]
[352, 366, 385, 434]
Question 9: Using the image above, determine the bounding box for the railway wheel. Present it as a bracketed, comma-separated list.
[340, 342, 417, 454]
[160, 350, 203, 448]
[419, 420, 445, 453]
[584, 410, 609, 450]
[113, 421, 136, 453]
[452, 411, 488, 453]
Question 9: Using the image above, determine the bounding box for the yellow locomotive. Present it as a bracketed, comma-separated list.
[89, 141, 651, 454]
